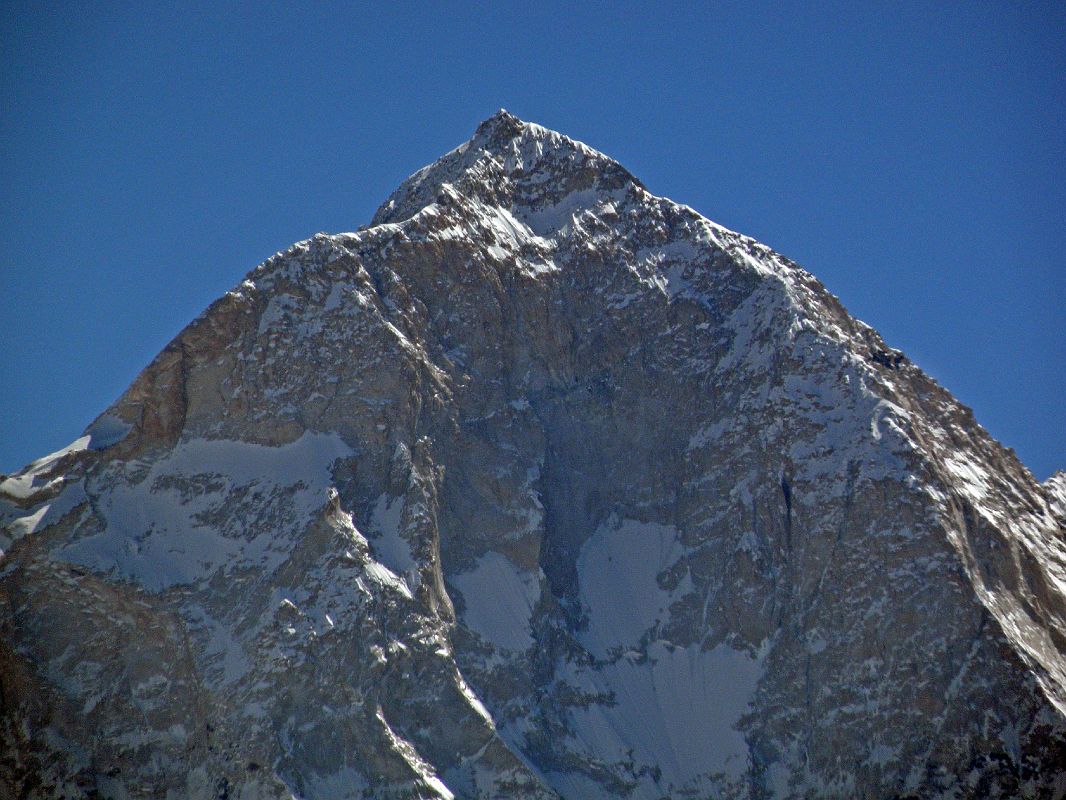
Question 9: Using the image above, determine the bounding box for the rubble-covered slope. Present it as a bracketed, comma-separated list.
[3, 111, 1065, 799]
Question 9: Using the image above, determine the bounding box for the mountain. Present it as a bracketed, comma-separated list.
[2, 110, 1065, 799]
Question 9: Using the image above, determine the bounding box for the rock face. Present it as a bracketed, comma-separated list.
[3, 111, 1065, 799]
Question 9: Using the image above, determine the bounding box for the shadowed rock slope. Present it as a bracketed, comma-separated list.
[3, 111, 1065, 799]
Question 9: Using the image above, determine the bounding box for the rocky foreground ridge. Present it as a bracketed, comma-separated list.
[2, 111, 1065, 799]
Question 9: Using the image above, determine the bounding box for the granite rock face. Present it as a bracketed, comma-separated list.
[3, 111, 1065, 799]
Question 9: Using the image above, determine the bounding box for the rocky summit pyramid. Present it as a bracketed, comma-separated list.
[3, 111, 1065, 799]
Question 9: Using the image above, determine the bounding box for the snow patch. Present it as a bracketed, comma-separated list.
[57, 432, 352, 590]
[562, 640, 765, 793]
[87, 414, 132, 451]
[451, 552, 541, 652]
[1, 435, 90, 499]
[577, 518, 682, 658]
[368, 493, 419, 589]
[1, 481, 88, 550]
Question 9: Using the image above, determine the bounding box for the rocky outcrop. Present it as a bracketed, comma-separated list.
[3, 111, 1064, 799]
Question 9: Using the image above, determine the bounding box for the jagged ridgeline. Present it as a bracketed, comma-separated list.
[3, 111, 1065, 799]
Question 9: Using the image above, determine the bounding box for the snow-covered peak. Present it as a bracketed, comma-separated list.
[372, 110, 642, 228]
[3, 112, 1064, 800]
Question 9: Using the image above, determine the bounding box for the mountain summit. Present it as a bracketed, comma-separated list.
[3, 112, 1065, 799]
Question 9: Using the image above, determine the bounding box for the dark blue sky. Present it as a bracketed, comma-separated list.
[2, 2, 1063, 479]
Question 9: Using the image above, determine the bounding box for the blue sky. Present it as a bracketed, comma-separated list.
[2, 1, 1063, 479]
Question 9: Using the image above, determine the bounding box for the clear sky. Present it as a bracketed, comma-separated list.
[2, 2, 1063, 479]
